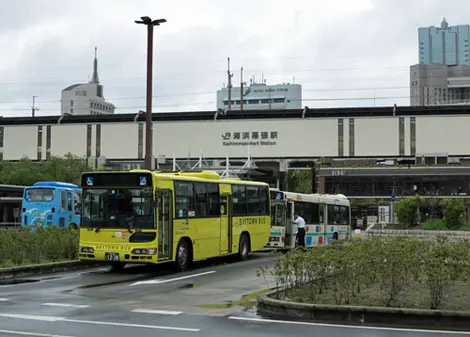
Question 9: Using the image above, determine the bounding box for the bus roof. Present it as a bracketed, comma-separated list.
[81, 170, 269, 188]
[31, 181, 81, 190]
[272, 190, 350, 206]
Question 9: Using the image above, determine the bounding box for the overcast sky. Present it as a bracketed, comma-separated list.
[0, 0, 469, 117]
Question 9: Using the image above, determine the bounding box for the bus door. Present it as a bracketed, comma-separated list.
[58, 190, 69, 227]
[220, 194, 232, 255]
[156, 189, 173, 260]
[269, 201, 287, 248]
[286, 201, 296, 248]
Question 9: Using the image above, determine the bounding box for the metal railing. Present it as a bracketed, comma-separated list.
[0, 222, 21, 229]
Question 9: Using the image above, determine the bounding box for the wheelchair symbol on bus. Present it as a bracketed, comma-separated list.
[86, 177, 94, 186]
[139, 176, 147, 186]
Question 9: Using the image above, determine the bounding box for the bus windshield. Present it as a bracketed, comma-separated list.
[81, 188, 154, 229]
[24, 188, 55, 202]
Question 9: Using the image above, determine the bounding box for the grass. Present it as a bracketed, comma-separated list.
[419, 219, 470, 231]
[196, 288, 271, 310]
[0, 259, 70, 269]
[284, 281, 470, 311]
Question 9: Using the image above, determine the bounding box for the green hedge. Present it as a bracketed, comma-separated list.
[0, 227, 79, 268]
[258, 237, 470, 310]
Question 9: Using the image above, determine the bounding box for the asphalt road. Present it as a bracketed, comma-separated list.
[0, 251, 468, 337]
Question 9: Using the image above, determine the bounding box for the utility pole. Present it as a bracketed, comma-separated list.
[31, 96, 39, 117]
[135, 16, 167, 170]
[240, 67, 244, 112]
[227, 57, 233, 111]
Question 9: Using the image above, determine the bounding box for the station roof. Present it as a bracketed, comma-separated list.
[0, 105, 469, 126]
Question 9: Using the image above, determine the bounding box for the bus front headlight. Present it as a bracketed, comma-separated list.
[80, 246, 94, 253]
[132, 248, 156, 255]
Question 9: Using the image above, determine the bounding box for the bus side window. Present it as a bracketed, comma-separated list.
[61, 190, 67, 210]
[67, 192, 73, 212]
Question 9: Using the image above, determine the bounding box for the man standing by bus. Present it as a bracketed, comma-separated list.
[294, 213, 306, 247]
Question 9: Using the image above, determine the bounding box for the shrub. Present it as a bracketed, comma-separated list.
[0, 227, 79, 267]
[443, 199, 465, 230]
[395, 196, 421, 228]
[259, 237, 470, 310]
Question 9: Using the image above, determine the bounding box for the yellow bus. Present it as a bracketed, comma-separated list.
[78, 169, 270, 271]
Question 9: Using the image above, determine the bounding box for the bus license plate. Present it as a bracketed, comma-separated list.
[105, 253, 119, 261]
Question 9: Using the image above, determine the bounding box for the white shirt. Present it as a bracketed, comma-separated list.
[294, 216, 306, 229]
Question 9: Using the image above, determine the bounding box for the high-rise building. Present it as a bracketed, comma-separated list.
[418, 18, 470, 66]
[411, 19, 470, 106]
[217, 81, 302, 111]
[60, 47, 115, 116]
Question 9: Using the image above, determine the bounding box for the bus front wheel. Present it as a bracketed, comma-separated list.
[238, 233, 250, 261]
[176, 239, 191, 272]
[109, 262, 126, 272]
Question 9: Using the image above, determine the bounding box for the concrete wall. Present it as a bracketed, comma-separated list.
[3, 114, 470, 160]
[367, 229, 470, 241]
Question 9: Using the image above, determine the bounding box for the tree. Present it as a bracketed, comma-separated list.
[286, 170, 312, 194]
[443, 199, 465, 230]
[395, 196, 421, 228]
[0, 153, 93, 186]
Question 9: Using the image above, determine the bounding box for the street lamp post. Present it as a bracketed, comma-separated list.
[135, 16, 166, 170]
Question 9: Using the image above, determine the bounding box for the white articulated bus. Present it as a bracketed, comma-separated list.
[266, 189, 351, 249]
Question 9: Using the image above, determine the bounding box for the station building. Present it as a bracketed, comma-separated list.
[2, 105, 470, 224]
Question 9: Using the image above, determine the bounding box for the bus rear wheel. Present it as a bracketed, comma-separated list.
[176, 240, 191, 272]
[238, 233, 250, 261]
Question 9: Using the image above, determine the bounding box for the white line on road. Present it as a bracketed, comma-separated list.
[131, 309, 183, 315]
[65, 318, 200, 332]
[0, 313, 200, 332]
[42, 303, 90, 308]
[228, 316, 470, 335]
[0, 314, 63, 322]
[0, 298, 10, 301]
[0, 329, 74, 337]
[130, 270, 216, 286]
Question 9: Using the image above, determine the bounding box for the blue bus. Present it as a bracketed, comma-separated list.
[21, 181, 82, 228]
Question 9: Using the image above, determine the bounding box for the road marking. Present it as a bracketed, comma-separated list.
[63, 318, 200, 332]
[0, 313, 200, 332]
[0, 313, 63, 322]
[0, 298, 10, 301]
[0, 329, 74, 337]
[130, 270, 216, 286]
[227, 316, 470, 335]
[132, 309, 183, 315]
[42, 303, 90, 308]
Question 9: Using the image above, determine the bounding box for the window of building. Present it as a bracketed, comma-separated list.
[70, 100, 74, 107]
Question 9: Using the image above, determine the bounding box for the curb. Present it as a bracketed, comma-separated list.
[0, 260, 98, 281]
[257, 291, 470, 331]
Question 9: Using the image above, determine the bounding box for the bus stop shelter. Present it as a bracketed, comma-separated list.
[0, 184, 24, 227]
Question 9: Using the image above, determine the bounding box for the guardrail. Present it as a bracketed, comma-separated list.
[365, 228, 470, 241]
[0, 222, 21, 229]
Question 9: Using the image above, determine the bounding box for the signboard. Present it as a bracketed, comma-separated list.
[221, 131, 278, 146]
[270, 190, 285, 200]
[81, 173, 153, 188]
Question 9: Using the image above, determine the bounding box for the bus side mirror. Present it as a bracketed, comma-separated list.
[51, 207, 55, 213]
